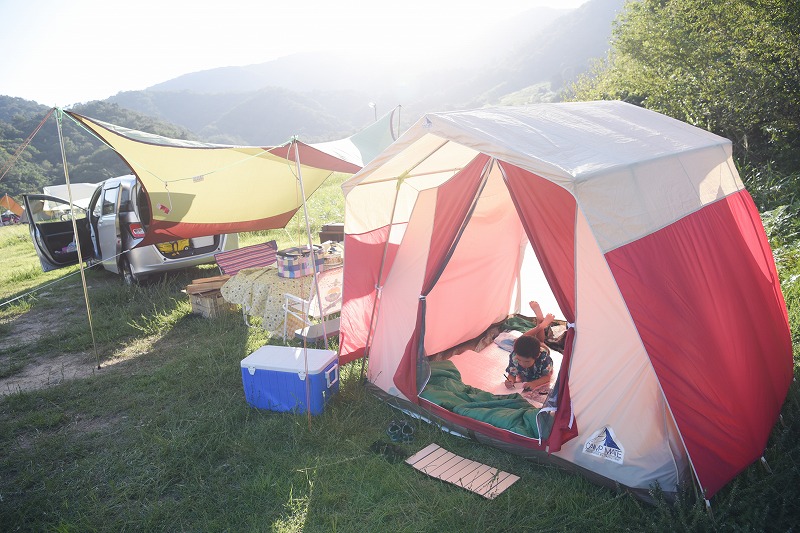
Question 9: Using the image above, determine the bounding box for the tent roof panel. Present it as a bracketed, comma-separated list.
[426, 101, 730, 181]
[344, 101, 743, 250]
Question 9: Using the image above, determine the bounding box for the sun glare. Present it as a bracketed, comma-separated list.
[1, 0, 589, 105]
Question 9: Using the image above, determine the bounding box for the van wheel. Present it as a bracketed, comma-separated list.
[120, 257, 140, 286]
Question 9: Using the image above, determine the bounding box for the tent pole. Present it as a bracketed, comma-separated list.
[395, 105, 402, 140]
[359, 174, 404, 381]
[358, 138, 453, 381]
[55, 108, 101, 370]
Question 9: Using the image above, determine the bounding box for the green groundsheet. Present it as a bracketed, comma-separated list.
[420, 360, 541, 439]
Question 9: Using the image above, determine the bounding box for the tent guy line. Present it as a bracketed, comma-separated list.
[0, 267, 86, 310]
[0, 109, 54, 185]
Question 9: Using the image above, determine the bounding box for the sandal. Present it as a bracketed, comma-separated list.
[400, 421, 415, 443]
[386, 420, 403, 442]
[369, 440, 409, 463]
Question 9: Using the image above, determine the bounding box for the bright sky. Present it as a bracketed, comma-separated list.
[1, 0, 590, 107]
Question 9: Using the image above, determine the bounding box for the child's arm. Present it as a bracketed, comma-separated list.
[522, 370, 552, 391]
[504, 368, 521, 388]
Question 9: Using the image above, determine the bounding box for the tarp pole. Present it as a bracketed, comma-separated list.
[293, 140, 318, 429]
[55, 108, 101, 370]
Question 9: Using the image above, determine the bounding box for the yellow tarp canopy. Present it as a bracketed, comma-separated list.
[65, 109, 397, 245]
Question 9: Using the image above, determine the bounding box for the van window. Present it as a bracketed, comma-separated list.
[92, 194, 102, 218]
[102, 187, 119, 216]
[136, 185, 151, 225]
[118, 186, 133, 212]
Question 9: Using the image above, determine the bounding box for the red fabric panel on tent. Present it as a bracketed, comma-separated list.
[339, 226, 399, 365]
[395, 154, 491, 400]
[502, 163, 579, 451]
[500, 163, 576, 315]
[606, 190, 793, 497]
[423, 154, 492, 284]
[269, 143, 362, 174]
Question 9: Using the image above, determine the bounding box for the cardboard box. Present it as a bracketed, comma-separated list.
[189, 290, 236, 318]
[240, 346, 339, 415]
[276, 246, 324, 278]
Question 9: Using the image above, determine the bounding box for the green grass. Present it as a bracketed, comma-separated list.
[1, 171, 799, 531]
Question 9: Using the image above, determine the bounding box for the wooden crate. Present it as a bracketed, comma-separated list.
[186, 275, 231, 294]
[189, 290, 236, 318]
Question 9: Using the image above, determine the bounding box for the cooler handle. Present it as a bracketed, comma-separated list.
[325, 364, 339, 388]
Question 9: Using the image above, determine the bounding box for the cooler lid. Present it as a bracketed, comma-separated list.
[240, 346, 337, 374]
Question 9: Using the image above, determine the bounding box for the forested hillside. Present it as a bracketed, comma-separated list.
[571, 0, 800, 177]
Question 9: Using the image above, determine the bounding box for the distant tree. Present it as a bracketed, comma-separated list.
[569, 0, 800, 172]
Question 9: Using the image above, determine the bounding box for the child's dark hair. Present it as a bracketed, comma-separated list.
[513, 335, 541, 359]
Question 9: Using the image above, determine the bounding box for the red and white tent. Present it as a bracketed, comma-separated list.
[338, 101, 793, 501]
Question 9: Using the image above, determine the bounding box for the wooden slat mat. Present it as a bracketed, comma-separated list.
[405, 443, 519, 499]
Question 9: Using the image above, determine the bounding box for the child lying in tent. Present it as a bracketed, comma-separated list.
[504, 301, 554, 391]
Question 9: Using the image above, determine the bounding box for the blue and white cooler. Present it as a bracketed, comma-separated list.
[240, 345, 339, 415]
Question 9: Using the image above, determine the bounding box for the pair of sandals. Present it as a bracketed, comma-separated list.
[386, 420, 415, 443]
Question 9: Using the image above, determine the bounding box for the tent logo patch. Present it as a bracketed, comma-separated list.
[583, 427, 624, 464]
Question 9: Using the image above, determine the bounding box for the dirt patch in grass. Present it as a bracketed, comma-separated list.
[0, 350, 99, 396]
[0, 302, 93, 395]
[0, 338, 167, 396]
[0, 299, 164, 396]
[0, 297, 64, 352]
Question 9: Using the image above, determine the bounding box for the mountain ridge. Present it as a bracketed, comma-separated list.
[108, 0, 625, 144]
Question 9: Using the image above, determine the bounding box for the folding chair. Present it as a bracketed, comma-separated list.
[214, 240, 278, 326]
[215, 240, 278, 277]
[283, 265, 344, 343]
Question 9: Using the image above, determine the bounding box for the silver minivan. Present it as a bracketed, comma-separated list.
[24, 175, 238, 283]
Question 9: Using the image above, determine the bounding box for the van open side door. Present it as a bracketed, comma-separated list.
[22, 194, 96, 272]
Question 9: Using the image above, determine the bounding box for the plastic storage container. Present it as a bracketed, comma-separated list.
[240, 346, 338, 414]
[276, 245, 324, 278]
